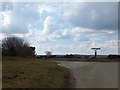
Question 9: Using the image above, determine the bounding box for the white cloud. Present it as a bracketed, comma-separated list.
[1, 2, 40, 34]
[1, 11, 11, 27]
[1, 0, 119, 2]
[62, 2, 118, 30]
[25, 25, 118, 55]
[0, 34, 6, 41]
[1, 2, 118, 55]
[43, 16, 57, 34]
[38, 4, 55, 14]
[99, 40, 118, 54]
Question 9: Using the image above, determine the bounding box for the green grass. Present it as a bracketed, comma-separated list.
[2, 56, 70, 88]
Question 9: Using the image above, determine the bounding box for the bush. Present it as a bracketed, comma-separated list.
[2, 36, 35, 57]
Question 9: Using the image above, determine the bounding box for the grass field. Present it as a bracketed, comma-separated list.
[2, 56, 70, 88]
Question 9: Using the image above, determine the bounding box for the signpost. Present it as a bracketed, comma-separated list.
[91, 48, 101, 58]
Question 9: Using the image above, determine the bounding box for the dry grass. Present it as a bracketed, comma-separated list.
[41, 57, 119, 62]
[2, 56, 70, 88]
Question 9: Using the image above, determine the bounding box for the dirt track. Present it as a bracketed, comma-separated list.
[57, 61, 118, 88]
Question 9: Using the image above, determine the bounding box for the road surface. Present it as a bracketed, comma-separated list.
[56, 61, 118, 88]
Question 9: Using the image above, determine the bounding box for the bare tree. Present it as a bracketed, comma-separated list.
[2, 36, 31, 56]
[0, 43, 1, 59]
[45, 51, 52, 56]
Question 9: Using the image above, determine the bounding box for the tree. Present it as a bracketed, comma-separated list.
[0, 45, 1, 58]
[45, 51, 52, 56]
[2, 36, 35, 56]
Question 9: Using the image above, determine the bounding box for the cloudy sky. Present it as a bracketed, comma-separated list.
[0, 1, 119, 55]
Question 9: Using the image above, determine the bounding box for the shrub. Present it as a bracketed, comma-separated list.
[2, 36, 35, 57]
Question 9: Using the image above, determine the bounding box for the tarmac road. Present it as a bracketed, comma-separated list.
[57, 61, 118, 88]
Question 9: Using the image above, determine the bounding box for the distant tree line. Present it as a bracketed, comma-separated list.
[2, 36, 36, 57]
[108, 54, 120, 60]
[37, 54, 87, 58]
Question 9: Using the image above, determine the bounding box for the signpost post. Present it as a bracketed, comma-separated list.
[91, 48, 101, 58]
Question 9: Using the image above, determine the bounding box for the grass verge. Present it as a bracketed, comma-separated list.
[2, 56, 70, 88]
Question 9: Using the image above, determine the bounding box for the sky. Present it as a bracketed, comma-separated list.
[0, 1, 119, 55]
